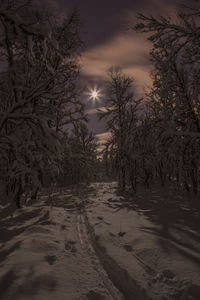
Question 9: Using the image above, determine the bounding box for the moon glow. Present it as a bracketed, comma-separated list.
[86, 87, 102, 102]
[91, 91, 98, 99]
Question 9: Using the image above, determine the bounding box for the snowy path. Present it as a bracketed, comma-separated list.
[0, 190, 123, 300]
[0, 183, 200, 299]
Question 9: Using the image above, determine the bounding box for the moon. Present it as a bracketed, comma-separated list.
[91, 90, 98, 99]
[86, 87, 102, 102]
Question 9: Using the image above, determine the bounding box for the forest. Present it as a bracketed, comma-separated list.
[0, 1, 200, 299]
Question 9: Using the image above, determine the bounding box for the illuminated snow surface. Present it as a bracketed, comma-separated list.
[0, 182, 200, 299]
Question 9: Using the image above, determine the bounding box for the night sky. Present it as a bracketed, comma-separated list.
[45, 0, 192, 148]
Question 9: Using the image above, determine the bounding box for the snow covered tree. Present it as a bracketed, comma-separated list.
[134, 3, 200, 193]
[0, 0, 84, 207]
[99, 67, 141, 191]
[59, 122, 98, 185]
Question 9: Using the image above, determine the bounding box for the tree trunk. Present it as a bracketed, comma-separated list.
[13, 179, 22, 208]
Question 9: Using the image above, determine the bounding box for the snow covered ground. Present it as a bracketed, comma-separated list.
[0, 182, 200, 299]
[0, 190, 121, 300]
[85, 182, 200, 299]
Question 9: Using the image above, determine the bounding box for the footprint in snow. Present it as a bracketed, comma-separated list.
[118, 231, 127, 237]
[124, 244, 132, 252]
[109, 232, 115, 237]
[65, 240, 77, 254]
[162, 269, 175, 279]
[86, 290, 104, 300]
[61, 224, 66, 230]
[45, 255, 56, 265]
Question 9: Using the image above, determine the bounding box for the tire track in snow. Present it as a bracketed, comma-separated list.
[62, 188, 152, 299]
[76, 211, 124, 300]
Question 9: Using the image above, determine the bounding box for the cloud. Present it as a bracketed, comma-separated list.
[80, 0, 191, 97]
[81, 31, 153, 96]
[86, 106, 112, 115]
[95, 131, 112, 151]
[86, 108, 98, 115]
[96, 131, 111, 141]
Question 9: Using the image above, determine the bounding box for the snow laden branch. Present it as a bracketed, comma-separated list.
[0, 0, 85, 208]
[130, 3, 200, 194]
[98, 67, 143, 192]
